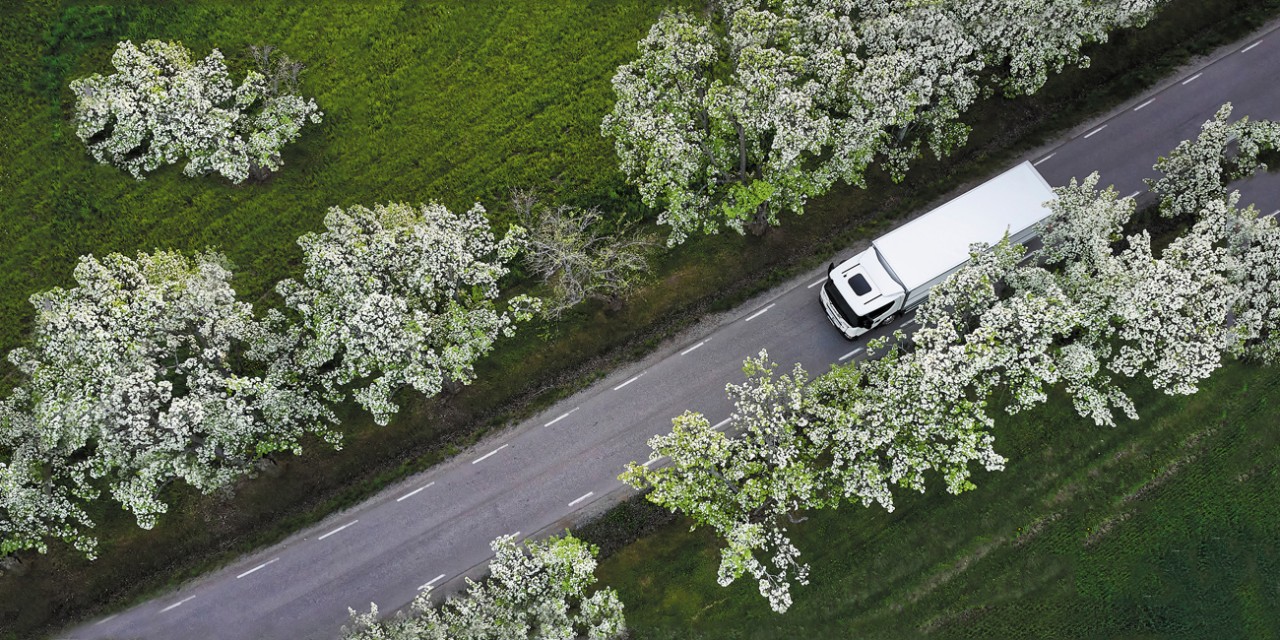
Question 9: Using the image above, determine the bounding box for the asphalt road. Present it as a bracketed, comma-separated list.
[68, 21, 1280, 640]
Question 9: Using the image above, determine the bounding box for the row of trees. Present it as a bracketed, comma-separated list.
[603, 0, 1168, 244]
[0, 201, 544, 557]
[622, 106, 1280, 612]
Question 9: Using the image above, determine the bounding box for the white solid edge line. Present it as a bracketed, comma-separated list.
[681, 341, 706, 356]
[613, 373, 644, 390]
[396, 482, 435, 502]
[568, 491, 595, 507]
[1083, 125, 1107, 139]
[1133, 98, 1155, 111]
[838, 347, 864, 361]
[94, 614, 118, 626]
[807, 278, 826, 289]
[744, 303, 776, 322]
[543, 407, 579, 427]
[1181, 72, 1203, 85]
[317, 520, 359, 541]
[472, 444, 509, 464]
[1032, 153, 1055, 166]
[1242, 40, 1263, 53]
[419, 574, 448, 591]
[236, 557, 280, 579]
[160, 596, 196, 613]
[642, 456, 668, 468]
[711, 417, 732, 430]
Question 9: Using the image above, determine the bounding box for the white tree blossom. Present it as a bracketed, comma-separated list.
[70, 40, 322, 183]
[277, 202, 540, 425]
[343, 534, 625, 640]
[1148, 103, 1280, 219]
[605, 0, 1169, 243]
[622, 352, 831, 612]
[0, 442, 97, 558]
[0, 251, 336, 550]
[512, 191, 656, 318]
[1146, 104, 1280, 363]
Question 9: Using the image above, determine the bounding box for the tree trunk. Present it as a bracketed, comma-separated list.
[746, 202, 771, 237]
[442, 378, 466, 396]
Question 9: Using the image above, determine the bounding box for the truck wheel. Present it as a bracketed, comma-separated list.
[881, 313, 897, 326]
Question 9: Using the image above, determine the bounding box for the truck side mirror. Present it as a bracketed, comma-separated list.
[828, 262, 835, 274]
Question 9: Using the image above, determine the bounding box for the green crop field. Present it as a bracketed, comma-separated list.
[0, 0, 678, 360]
[596, 359, 1280, 639]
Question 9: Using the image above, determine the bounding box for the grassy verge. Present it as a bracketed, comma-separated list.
[594, 361, 1280, 639]
[2, 0, 1279, 638]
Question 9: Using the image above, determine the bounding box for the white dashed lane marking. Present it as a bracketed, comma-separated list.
[318, 520, 359, 541]
[236, 558, 279, 580]
[839, 347, 864, 361]
[160, 596, 196, 613]
[543, 407, 579, 427]
[396, 482, 435, 502]
[613, 373, 644, 390]
[744, 303, 775, 322]
[1083, 125, 1107, 139]
[472, 445, 509, 465]
[681, 341, 706, 356]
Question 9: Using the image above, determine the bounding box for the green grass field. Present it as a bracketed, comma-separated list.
[596, 360, 1280, 639]
[0, 0, 674, 359]
[2, 0, 1280, 637]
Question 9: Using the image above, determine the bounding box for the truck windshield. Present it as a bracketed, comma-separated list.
[823, 279, 867, 328]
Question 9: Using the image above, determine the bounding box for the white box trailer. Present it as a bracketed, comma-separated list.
[820, 161, 1057, 340]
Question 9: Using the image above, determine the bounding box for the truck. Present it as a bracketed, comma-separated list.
[820, 161, 1057, 340]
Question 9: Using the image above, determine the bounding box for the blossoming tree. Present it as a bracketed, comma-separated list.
[70, 40, 322, 183]
[343, 534, 625, 640]
[277, 202, 540, 425]
[0, 251, 337, 555]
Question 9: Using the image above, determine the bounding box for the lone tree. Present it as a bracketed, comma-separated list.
[277, 202, 540, 425]
[513, 190, 656, 317]
[344, 534, 626, 640]
[70, 40, 323, 183]
[0, 251, 336, 556]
